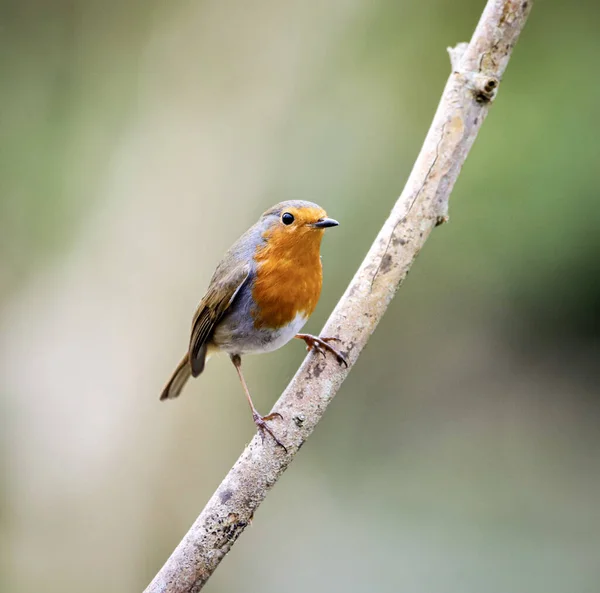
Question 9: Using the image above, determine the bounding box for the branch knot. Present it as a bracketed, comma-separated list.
[472, 73, 500, 103]
[455, 70, 500, 103]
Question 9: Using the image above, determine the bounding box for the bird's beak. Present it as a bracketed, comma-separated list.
[312, 217, 339, 229]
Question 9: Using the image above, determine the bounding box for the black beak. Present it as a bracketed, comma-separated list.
[312, 217, 339, 229]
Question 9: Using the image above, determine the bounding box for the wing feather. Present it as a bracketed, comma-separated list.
[189, 263, 250, 376]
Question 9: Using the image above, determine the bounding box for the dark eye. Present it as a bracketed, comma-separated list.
[281, 212, 294, 225]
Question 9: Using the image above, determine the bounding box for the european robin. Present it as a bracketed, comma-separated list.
[160, 200, 346, 449]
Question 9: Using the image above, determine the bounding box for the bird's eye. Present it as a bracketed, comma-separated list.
[281, 212, 294, 225]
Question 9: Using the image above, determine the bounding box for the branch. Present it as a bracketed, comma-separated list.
[145, 1, 533, 591]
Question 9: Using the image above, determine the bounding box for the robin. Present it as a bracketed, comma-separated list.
[160, 200, 347, 449]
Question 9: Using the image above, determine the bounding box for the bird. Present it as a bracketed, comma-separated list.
[160, 200, 347, 450]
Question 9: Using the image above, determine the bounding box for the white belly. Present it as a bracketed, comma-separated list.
[249, 311, 308, 354]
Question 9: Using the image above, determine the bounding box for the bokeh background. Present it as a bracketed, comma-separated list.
[1, 0, 599, 591]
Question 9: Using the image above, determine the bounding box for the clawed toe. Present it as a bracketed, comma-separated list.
[334, 353, 348, 366]
[297, 334, 348, 367]
[306, 342, 327, 357]
[252, 412, 287, 452]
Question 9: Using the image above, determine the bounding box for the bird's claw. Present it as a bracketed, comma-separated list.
[252, 411, 287, 452]
[298, 334, 348, 367]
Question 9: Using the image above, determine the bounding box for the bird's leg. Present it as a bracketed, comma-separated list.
[230, 354, 287, 452]
[295, 334, 348, 367]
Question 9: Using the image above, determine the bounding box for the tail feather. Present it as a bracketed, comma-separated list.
[160, 353, 192, 400]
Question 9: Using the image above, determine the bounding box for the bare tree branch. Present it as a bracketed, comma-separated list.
[144, 1, 533, 591]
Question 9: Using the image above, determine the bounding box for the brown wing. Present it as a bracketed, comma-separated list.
[189, 263, 250, 376]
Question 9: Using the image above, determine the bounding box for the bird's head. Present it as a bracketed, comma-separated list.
[259, 200, 338, 252]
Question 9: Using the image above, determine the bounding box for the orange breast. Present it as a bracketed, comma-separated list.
[252, 227, 324, 329]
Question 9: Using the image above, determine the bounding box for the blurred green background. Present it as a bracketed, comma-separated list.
[1, 0, 599, 591]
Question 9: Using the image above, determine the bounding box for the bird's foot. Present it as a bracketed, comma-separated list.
[252, 411, 287, 452]
[296, 334, 348, 367]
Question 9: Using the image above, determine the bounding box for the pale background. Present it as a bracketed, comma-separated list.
[1, 0, 599, 592]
